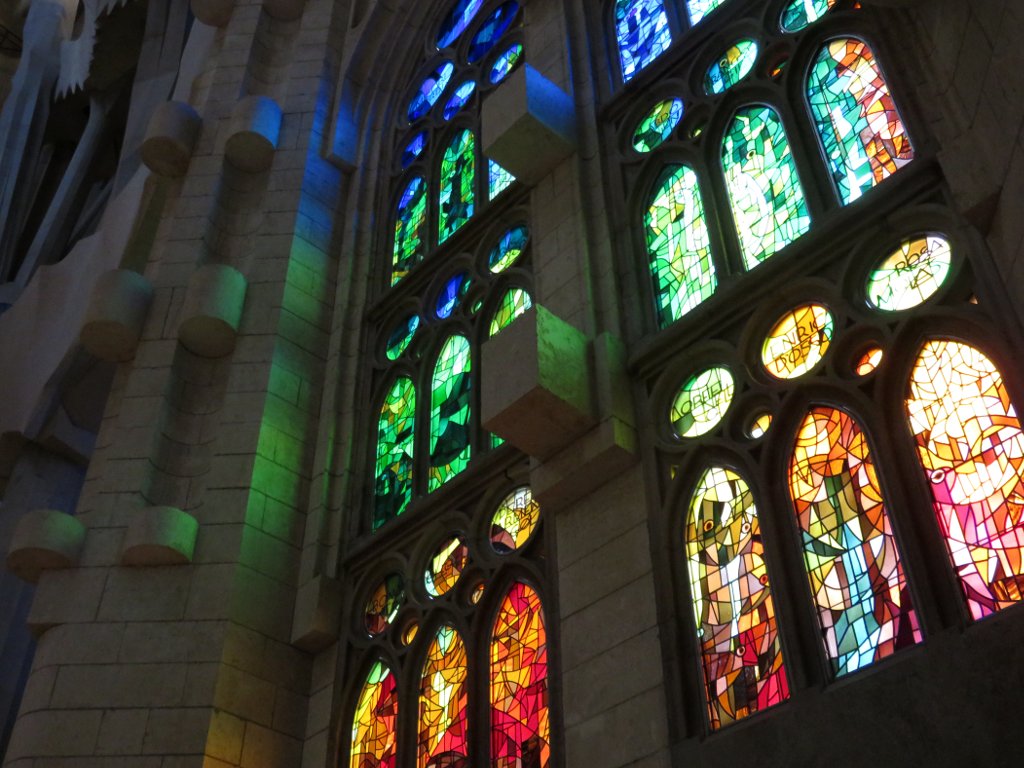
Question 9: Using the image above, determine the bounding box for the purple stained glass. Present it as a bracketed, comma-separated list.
[468, 1, 519, 63]
[444, 81, 477, 121]
[409, 61, 456, 122]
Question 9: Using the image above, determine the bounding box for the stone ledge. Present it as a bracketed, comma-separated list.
[225, 96, 283, 173]
[6, 509, 86, 584]
[178, 264, 247, 358]
[79, 269, 154, 362]
[121, 506, 199, 566]
[140, 101, 202, 178]
[291, 576, 342, 652]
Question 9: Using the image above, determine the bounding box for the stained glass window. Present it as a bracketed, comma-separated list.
[762, 303, 833, 379]
[419, 625, 469, 768]
[429, 335, 472, 491]
[790, 407, 920, 676]
[385, 314, 420, 361]
[855, 347, 883, 376]
[491, 487, 541, 553]
[633, 99, 684, 153]
[906, 340, 1024, 620]
[439, 130, 476, 244]
[748, 412, 772, 439]
[374, 377, 416, 529]
[780, 0, 838, 32]
[350, 661, 398, 768]
[436, 273, 470, 319]
[437, 0, 486, 49]
[615, 0, 672, 83]
[491, 582, 550, 768]
[489, 159, 516, 201]
[468, 1, 519, 63]
[808, 38, 913, 205]
[704, 40, 758, 95]
[670, 367, 734, 438]
[722, 106, 811, 269]
[489, 288, 532, 337]
[687, 0, 728, 26]
[488, 226, 529, 273]
[490, 43, 523, 84]
[866, 235, 952, 311]
[443, 81, 477, 120]
[409, 61, 456, 122]
[425, 536, 470, 597]
[402, 132, 428, 168]
[646, 165, 716, 328]
[686, 466, 788, 729]
[365, 574, 405, 636]
[393, 177, 428, 285]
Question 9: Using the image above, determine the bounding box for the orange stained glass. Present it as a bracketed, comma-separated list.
[749, 411, 773, 439]
[418, 625, 469, 768]
[491, 582, 550, 768]
[686, 467, 788, 729]
[425, 536, 470, 597]
[762, 303, 834, 379]
[490, 486, 541, 553]
[790, 408, 920, 675]
[907, 340, 1024, 619]
[350, 661, 398, 768]
[856, 347, 883, 376]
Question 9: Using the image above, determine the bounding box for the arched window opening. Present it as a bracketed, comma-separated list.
[419, 625, 470, 767]
[429, 335, 473, 491]
[686, 0, 729, 27]
[615, 0, 672, 83]
[393, 177, 428, 285]
[439, 130, 477, 244]
[374, 377, 416, 530]
[350, 661, 399, 768]
[790, 407, 920, 675]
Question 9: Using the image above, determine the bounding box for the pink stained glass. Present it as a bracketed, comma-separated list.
[491, 582, 550, 768]
[907, 340, 1024, 619]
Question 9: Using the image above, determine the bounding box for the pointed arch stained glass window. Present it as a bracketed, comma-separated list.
[374, 377, 416, 529]
[430, 335, 473, 491]
[489, 288, 532, 337]
[489, 160, 515, 201]
[687, 0, 729, 26]
[686, 466, 788, 729]
[790, 407, 920, 675]
[615, 0, 672, 83]
[393, 177, 428, 285]
[350, 661, 399, 768]
[491, 582, 550, 768]
[906, 340, 1024, 619]
[722, 106, 810, 270]
[440, 130, 476, 244]
[646, 165, 716, 328]
[419, 625, 469, 768]
[808, 38, 913, 205]
[780, 0, 838, 33]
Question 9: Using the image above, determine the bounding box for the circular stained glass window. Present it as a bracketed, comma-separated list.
[704, 39, 759, 95]
[443, 81, 476, 121]
[364, 573, 404, 635]
[385, 314, 420, 360]
[402, 621, 419, 646]
[780, 0, 836, 33]
[633, 99, 684, 153]
[762, 304, 834, 379]
[488, 226, 529, 273]
[409, 61, 455, 122]
[437, 0, 486, 49]
[866, 234, 952, 312]
[856, 347, 883, 376]
[748, 411, 773, 439]
[424, 536, 470, 597]
[490, 43, 523, 84]
[468, 1, 519, 63]
[490, 487, 541, 554]
[436, 272, 470, 318]
[671, 367, 735, 438]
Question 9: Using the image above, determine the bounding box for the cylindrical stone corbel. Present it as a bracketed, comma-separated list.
[177, 263, 247, 357]
[190, 0, 234, 27]
[79, 269, 154, 362]
[140, 100, 202, 178]
[224, 95, 282, 173]
[262, 0, 305, 21]
[6, 509, 86, 584]
[121, 506, 199, 566]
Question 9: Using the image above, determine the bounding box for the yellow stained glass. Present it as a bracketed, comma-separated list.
[762, 304, 834, 379]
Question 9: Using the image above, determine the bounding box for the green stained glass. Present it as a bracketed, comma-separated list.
[430, 335, 472, 491]
[704, 40, 758, 95]
[489, 159, 515, 200]
[489, 288, 532, 337]
[393, 176, 428, 285]
[781, 0, 837, 33]
[808, 38, 913, 205]
[386, 314, 420, 360]
[490, 43, 523, 84]
[374, 377, 416, 529]
[488, 226, 529, 273]
[439, 130, 476, 244]
[646, 165, 716, 328]
[633, 99, 684, 153]
[722, 106, 810, 270]
[687, 0, 728, 25]
[671, 367, 734, 438]
[867, 235, 952, 311]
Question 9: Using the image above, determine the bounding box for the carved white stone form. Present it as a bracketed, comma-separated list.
[6, 509, 86, 583]
[177, 263, 248, 357]
[79, 269, 154, 362]
[140, 100, 202, 178]
[224, 95, 283, 173]
[121, 506, 199, 566]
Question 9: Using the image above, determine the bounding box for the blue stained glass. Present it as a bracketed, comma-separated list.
[488, 226, 529, 273]
[409, 61, 456, 122]
[687, 0, 728, 25]
[616, 0, 672, 83]
[488, 159, 515, 200]
[490, 43, 523, 84]
[468, 1, 519, 63]
[438, 0, 486, 49]
[437, 273, 470, 319]
[704, 40, 759, 95]
[444, 81, 477, 121]
[402, 132, 428, 168]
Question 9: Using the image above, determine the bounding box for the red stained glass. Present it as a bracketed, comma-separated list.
[419, 625, 469, 767]
[350, 661, 398, 768]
